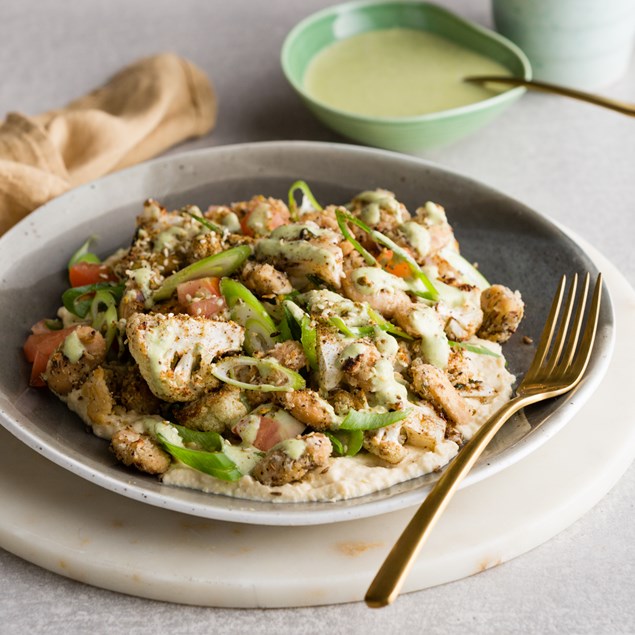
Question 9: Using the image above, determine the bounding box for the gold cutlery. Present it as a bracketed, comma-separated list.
[365, 272, 603, 608]
[466, 76, 635, 116]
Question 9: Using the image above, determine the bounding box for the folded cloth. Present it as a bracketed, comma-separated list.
[0, 53, 217, 235]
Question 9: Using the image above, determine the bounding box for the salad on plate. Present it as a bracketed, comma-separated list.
[23, 182, 524, 503]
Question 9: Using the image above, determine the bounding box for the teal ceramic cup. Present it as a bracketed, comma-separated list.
[281, 0, 531, 153]
[493, 0, 635, 89]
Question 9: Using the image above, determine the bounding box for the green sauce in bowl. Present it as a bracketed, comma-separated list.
[281, 1, 531, 152]
[304, 28, 511, 118]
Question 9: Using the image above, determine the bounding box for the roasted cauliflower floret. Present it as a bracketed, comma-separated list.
[402, 404, 447, 451]
[241, 261, 293, 297]
[478, 284, 525, 343]
[330, 388, 368, 416]
[78, 366, 117, 428]
[274, 388, 339, 431]
[126, 312, 244, 402]
[363, 421, 407, 464]
[265, 340, 307, 372]
[255, 222, 344, 289]
[235, 195, 291, 238]
[172, 384, 247, 433]
[410, 358, 471, 428]
[341, 267, 411, 320]
[44, 326, 107, 395]
[347, 189, 409, 234]
[435, 285, 484, 342]
[110, 427, 171, 475]
[251, 432, 332, 486]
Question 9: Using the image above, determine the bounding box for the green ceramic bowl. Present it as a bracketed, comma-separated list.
[281, 0, 532, 152]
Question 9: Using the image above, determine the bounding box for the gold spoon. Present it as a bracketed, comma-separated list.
[465, 75, 635, 116]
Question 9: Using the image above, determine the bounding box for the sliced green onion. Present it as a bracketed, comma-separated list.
[277, 310, 294, 342]
[300, 314, 318, 371]
[335, 209, 439, 301]
[221, 278, 276, 327]
[441, 248, 490, 290]
[44, 319, 63, 331]
[371, 232, 438, 300]
[335, 209, 377, 266]
[339, 408, 409, 431]
[282, 300, 318, 370]
[221, 278, 279, 353]
[157, 434, 242, 481]
[306, 273, 336, 291]
[156, 422, 245, 480]
[346, 429, 365, 455]
[62, 282, 124, 318]
[288, 180, 322, 220]
[326, 429, 365, 457]
[282, 303, 302, 341]
[328, 316, 361, 338]
[164, 422, 224, 452]
[185, 210, 225, 234]
[449, 340, 501, 357]
[153, 246, 251, 301]
[212, 356, 306, 392]
[68, 237, 100, 268]
[244, 318, 278, 355]
[90, 290, 119, 350]
[366, 307, 413, 340]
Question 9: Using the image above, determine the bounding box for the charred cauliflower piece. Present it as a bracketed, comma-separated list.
[363, 422, 407, 464]
[255, 221, 344, 289]
[402, 405, 447, 451]
[410, 358, 471, 427]
[126, 312, 244, 402]
[172, 384, 248, 433]
[241, 261, 293, 297]
[265, 340, 308, 372]
[478, 284, 525, 343]
[274, 388, 339, 431]
[251, 432, 332, 486]
[110, 427, 171, 475]
[44, 326, 107, 395]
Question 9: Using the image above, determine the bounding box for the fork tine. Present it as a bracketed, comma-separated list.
[523, 275, 566, 383]
[567, 273, 602, 381]
[544, 273, 578, 375]
[558, 273, 590, 371]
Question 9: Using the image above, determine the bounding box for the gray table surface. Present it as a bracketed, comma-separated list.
[1, 1, 634, 633]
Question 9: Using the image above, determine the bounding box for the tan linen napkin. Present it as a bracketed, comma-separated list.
[0, 53, 217, 235]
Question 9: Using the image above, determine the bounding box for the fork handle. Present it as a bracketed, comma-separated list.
[464, 76, 635, 117]
[365, 393, 536, 608]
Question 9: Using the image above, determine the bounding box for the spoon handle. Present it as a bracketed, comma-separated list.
[465, 75, 635, 116]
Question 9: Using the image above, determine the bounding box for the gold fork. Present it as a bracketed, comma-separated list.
[365, 273, 603, 608]
[465, 76, 635, 117]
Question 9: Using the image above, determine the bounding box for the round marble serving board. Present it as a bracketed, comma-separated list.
[1, 242, 634, 608]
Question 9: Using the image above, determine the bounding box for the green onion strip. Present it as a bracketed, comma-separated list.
[212, 356, 306, 392]
[288, 180, 322, 221]
[335, 209, 439, 301]
[338, 408, 409, 431]
[448, 340, 501, 357]
[68, 237, 100, 268]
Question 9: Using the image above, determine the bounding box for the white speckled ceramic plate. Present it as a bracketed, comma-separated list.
[0, 141, 615, 525]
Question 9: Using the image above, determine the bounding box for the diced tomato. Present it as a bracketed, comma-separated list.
[378, 249, 411, 278]
[253, 417, 284, 451]
[176, 277, 226, 318]
[252, 415, 305, 451]
[23, 326, 77, 387]
[69, 262, 118, 287]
